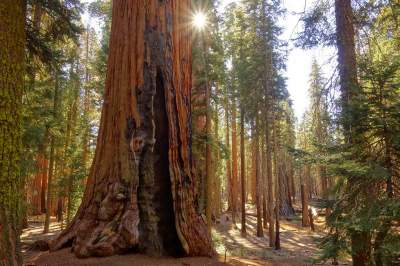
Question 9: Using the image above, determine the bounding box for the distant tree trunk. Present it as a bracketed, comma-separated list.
[335, 1, 371, 264]
[261, 136, 268, 229]
[0, 1, 25, 265]
[204, 35, 213, 234]
[290, 162, 296, 204]
[31, 159, 43, 215]
[273, 120, 281, 250]
[192, 82, 206, 214]
[213, 102, 222, 218]
[274, 205, 280, 250]
[262, 6, 275, 244]
[57, 198, 63, 223]
[30, 1, 45, 216]
[251, 138, 257, 204]
[224, 91, 232, 212]
[33, 151, 48, 215]
[66, 61, 80, 225]
[231, 99, 238, 224]
[51, 157, 60, 217]
[308, 208, 315, 232]
[373, 87, 394, 266]
[57, 79, 74, 224]
[44, 72, 60, 234]
[40, 132, 49, 214]
[240, 107, 246, 235]
[287, 158, 295, 206]
[278, 155, 295, 217]
[300, 184, 310, 227]
[82, 26, 91, 178]
[51, 1, 213, 257]
[279, 171, 294, 216]
[266, 115, 274, 247]
[255, 119, 263, 237]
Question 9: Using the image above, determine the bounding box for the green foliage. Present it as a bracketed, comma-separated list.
[294, 0, 335, 49]
[26, 0, 82, 66]
[296, 2, 400, 264]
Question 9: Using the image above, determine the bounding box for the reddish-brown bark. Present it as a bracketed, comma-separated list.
[51, 0, 213, 257]
[301, 183, 310, 227]
[30, 154, 48, 215]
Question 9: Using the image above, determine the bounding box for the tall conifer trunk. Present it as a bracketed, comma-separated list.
[204, 35, 212, 233]
[240, 107, 246, 235]
[82, 26, 91, 178]
[0, 1, 25, 265]
[224, 90, 232, 212]
[231, 99, 238, 224]
[213, 101, 222, 218]
[335, 1, 371, 264]
[255, 118, 263, 237]
[44, 72, 60, 233]
[261, 136, 268, 229]
[51, 0, 213, 257]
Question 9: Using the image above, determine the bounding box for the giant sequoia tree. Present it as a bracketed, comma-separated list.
[0, 1, 25, 265]
[51, 0, 213, 258]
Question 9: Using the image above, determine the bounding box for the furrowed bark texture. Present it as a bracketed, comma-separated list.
[0, 1, 25, 265]
[51, 0, 213, 257]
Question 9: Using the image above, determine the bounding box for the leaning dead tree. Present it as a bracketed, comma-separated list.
[51, 0, 213, 258]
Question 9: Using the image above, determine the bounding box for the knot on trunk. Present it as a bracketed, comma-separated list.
[98, 183, 126, 221]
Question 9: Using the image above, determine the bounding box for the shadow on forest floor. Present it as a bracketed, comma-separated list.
[212, 204, 349, 266]
[22, 206, 350, 266]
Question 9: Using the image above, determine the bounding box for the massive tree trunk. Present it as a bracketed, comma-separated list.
[335, 1, 371, 264]
[51, 0, 213, 257]
[0, 1, 25, 265]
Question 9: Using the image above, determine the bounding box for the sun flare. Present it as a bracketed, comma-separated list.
[193, 12, 207, 30]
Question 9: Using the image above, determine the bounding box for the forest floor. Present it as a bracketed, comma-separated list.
[22, 205, 349, 266]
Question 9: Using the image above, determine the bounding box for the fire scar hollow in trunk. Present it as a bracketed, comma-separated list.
[50, 0, 213, 258]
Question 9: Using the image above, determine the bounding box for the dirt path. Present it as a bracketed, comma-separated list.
[212, 205, 346, 266]
[22, 209, 348, 266]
